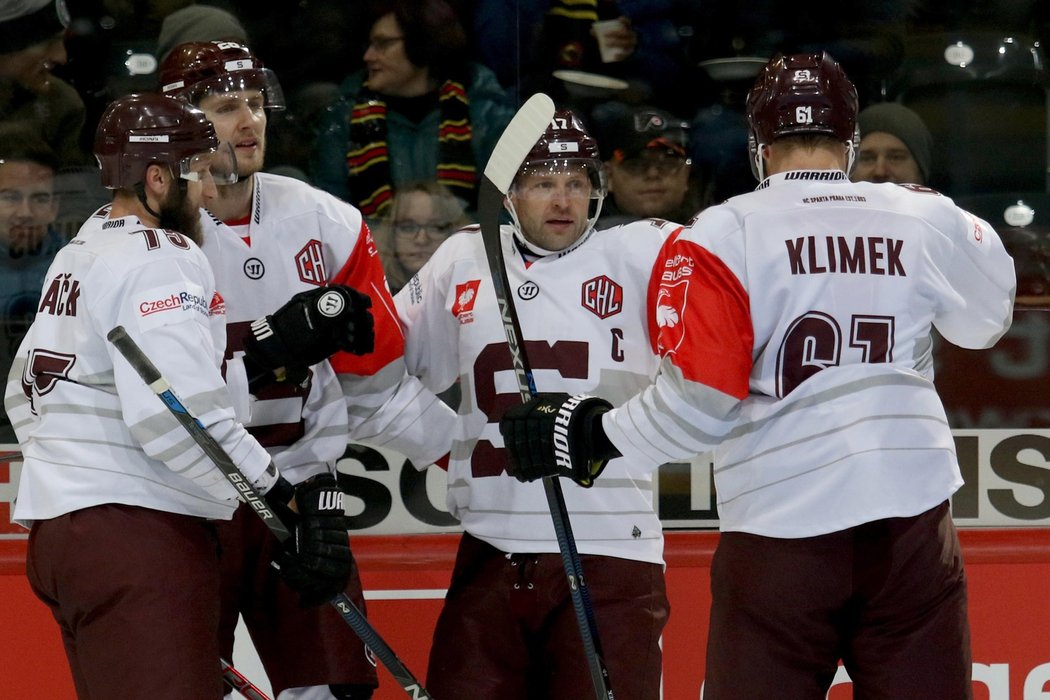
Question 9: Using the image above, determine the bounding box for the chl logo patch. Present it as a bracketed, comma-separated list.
[581, 275, 623, 319]
[296, 239, 327, 286]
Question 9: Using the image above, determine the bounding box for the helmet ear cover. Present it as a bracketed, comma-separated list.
[745, 52, 859, 180]
[94, 93, 223, 190]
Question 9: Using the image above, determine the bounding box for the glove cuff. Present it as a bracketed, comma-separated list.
[263, 475, 297, 523]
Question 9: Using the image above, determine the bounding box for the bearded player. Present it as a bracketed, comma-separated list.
[160, 41, 456, 700]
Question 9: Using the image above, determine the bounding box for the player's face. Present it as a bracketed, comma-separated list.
[606, 151, 690, 218]
[510, 167, 593, 251]
[363, 13, 429, 97]
[198, 90, 268, 179]
[851, 132, 923, 185]
[391, 190, 456, 275]
[0, 33, 66, 94]
[0, 160, 58, 255]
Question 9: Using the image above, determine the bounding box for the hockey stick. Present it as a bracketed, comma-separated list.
[478, 93, 615, 700]
[222, 658, 271, 700]
[107, 326, 434, 700]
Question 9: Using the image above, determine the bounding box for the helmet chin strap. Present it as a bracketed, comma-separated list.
[135, 171, 188, 224]
[134, 181, 162, 222]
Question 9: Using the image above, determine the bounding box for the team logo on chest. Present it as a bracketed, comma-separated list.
[451, 279, 481, 325]
[581, 275, 623, 319]
[243, 257, 265, 280]
[517, 281, 538, 300]
[296, 239, 327, 286]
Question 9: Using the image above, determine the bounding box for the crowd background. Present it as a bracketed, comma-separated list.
[2, 0, 1050, 440]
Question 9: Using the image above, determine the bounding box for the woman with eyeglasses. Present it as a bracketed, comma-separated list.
[310, 0, 515, 220]
[376, 180, 472, 294]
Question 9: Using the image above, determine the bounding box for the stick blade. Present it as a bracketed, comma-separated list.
[484, 93, 556, 195]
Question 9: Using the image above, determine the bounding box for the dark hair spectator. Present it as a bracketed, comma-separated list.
[310, 0, 515, 219]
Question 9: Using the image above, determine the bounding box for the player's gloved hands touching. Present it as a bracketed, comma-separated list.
[264, 473, 353, 607]
[499, 392, 619, 487]
[244, 285, 375, 389]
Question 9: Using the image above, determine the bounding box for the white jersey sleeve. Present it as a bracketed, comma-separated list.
[605, 172, 1016, 538]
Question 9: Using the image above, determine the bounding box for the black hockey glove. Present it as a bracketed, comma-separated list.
[499, 392, 619, 487]
[244, 285, 375, 388]
[265, 473, 353, 607]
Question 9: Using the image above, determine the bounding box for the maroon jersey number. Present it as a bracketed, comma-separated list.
[776, 311, 894, 397]
[470, 339, 589, 478]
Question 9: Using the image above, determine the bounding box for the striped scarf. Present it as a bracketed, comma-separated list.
[346, 79, 476, 217]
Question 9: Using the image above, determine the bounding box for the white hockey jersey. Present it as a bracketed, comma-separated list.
[198, 173, 456, 472]
[396, 219, 680, 564]
[6, 206, 275, 526]
[604, 171, 1017, 538]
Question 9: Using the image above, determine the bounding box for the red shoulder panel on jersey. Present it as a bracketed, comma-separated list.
[648, 235, 753, 400]
[329, 221, 406, 376]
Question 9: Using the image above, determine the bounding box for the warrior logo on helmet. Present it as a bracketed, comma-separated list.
[745, 52, 859, 181]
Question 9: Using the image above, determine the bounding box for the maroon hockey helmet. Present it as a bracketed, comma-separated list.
[507, 109, 607, 252]
[515, 109, 605, 194]
[94, 92, 227, 189]
[158, 40, 285, 110]
[745, 52, 860, 179]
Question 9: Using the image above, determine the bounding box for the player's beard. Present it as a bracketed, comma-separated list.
[157, 183, 203, 246]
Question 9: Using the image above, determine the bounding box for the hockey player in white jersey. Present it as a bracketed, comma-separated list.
[4, 93, 354, 698]
[396, 108, 676, 699]
[160, 40, 457, 700]
[501, 53, 1017, 699]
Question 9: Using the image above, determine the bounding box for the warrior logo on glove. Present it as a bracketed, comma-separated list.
[316, 290, 347, 318]
[242, 284, 376, 391]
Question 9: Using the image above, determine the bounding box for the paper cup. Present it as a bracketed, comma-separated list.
[593, 19, 628, 63]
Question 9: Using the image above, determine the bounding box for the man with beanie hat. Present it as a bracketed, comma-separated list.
[0, 0, 89, 167]
[155, 4, 249, 63]
[851, 102, 933, 185]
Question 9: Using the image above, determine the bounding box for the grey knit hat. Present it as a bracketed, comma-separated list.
[156, 5, 248, 62]
[857, 103, 933, 183]
[0, 0, 69, 55]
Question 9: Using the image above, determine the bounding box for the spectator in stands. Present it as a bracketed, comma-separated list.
[375, 181, 472, 294]
[310, 0, 514, 220]
[851, 102, 932, 185]
[0, 0, 90, 168]
[155, 3, 249, 63]
[595, 104, 695, 229]
[0, 125, 64, 442]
